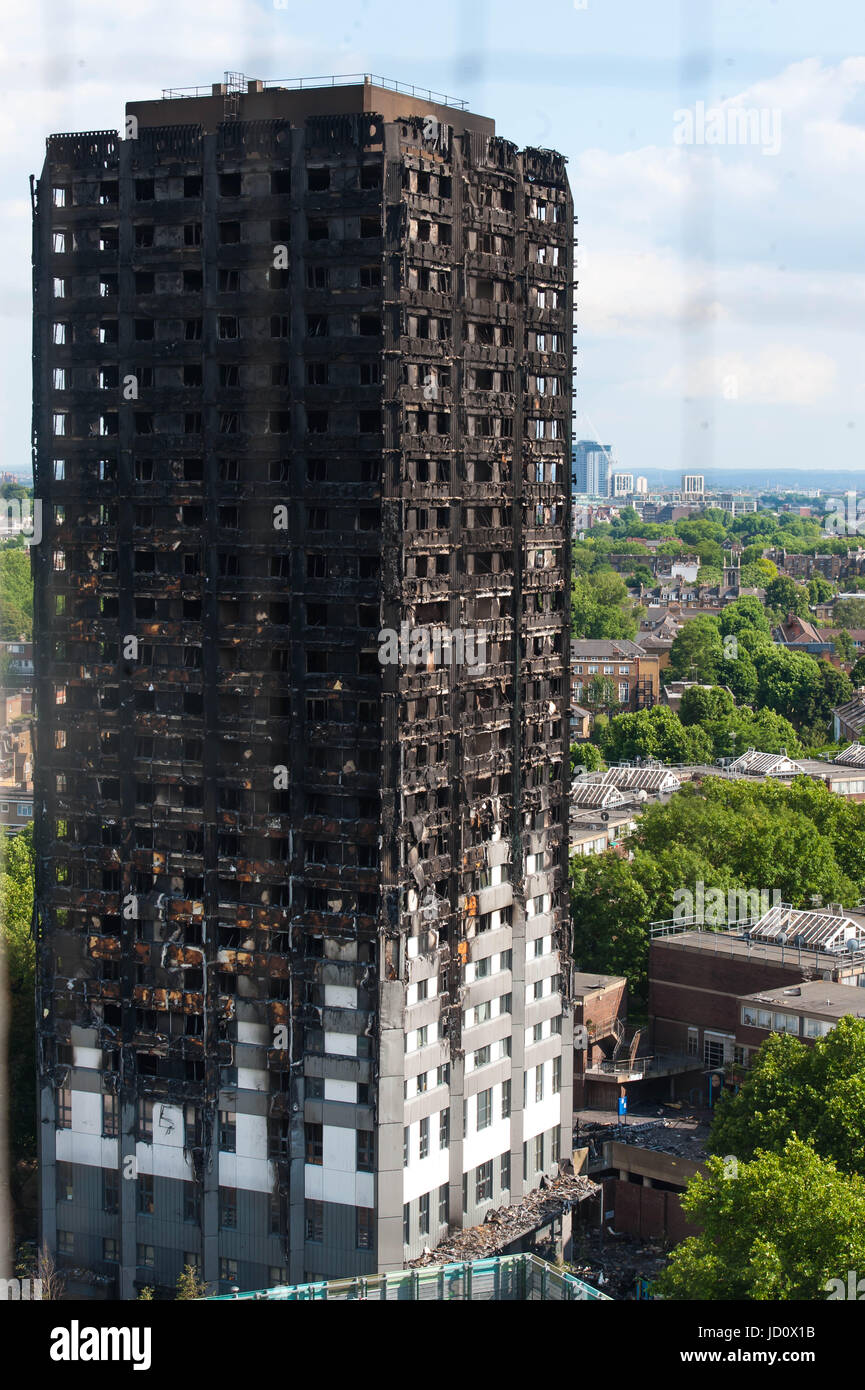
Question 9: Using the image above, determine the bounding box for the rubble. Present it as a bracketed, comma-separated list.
[568, 1230, 670, 1300]
[408, 1173, 600, 1268]
[577, 1115, 710, 1163]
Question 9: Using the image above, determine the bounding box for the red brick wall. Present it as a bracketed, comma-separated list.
[611, 1179, 699, 1243]
[574, 981, 627, 1106]
[649, 940, 810, 1044]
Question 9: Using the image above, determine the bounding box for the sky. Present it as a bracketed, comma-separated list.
[3, 0, 865, 482]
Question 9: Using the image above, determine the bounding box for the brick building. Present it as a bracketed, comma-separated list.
[570, 638, 659, 714]
[649, 906, 865, 1072]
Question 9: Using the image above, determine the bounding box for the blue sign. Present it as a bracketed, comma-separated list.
[617, 1095, 628, 1117]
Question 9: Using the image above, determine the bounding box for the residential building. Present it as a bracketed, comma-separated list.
[570, 703, 593, 741]
[772, 613, 838, 663]
[570, 638, 659, 713]
[0, 640, 34, 684]
[32, 76, 573, 1298]
[0, 788, 34, 832]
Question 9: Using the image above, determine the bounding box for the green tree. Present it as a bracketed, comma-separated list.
[176, 1263, 207, 1300]
[668, 615, 723, 683]
[675, 518, 727, 547]
[678, 685, 735, 726]
[570, 843, 736, 1007]
[697, 540, 724, 569]
[850, 654, 865, 686]
[740, 543, 768, 566]
[634, 780, 858, 906]
[834, 629, 856, 664]
[569, 855, 655, 1004]
[0, 548, 33, 640]
[740, 559, 777, 588]
[655, 1139, 865, 1301]
[598, 705, 713, 766]
[834, 597, 865, 627]
[718, 595, 771, 637]
[626, 565, 653, 591]
[708, 1018, 865, 1176]
[570, 742, 603, 773]
[811, 662, 853, 732]
[722, 651, 759, 704]
[808, 574, 837, 605]
[753, 645, 823, 728]
[571, 569, 639, 640]
[0, 826, 36, 1164]
[704, 707, 802, 759]
[569, 777, 865, 1009]
[764, 575, 810, 619]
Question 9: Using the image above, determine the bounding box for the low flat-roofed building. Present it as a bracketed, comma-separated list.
[0, 788, 34, 832]
[713, 745, 865, 800]
[649, 906, 865, 1066]
[737, 979, 865, 1054]
[786, 759, 865, 800]
[569, 809, 636, 859]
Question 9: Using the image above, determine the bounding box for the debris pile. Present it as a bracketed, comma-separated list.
[569, 1231, 670, 1300]
[578, 1116, 709, 1162]
[408, 1173, 600, 1268]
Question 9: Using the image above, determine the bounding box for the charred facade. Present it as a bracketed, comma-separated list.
[31, 78, 573, 1297]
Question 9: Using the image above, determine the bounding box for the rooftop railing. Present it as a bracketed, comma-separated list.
[162, 74, 469, 109]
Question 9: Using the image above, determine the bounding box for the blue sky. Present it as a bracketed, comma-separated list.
[3, 0, 865, 480]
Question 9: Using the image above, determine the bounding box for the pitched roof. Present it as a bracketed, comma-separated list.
[749, 903, 860, 951]
[600, 766, 681, 793]
[570, 781, 625, 809]
[570, 639, 645, 659]
[775, 615, 825, 643]
[727, 747, 805, 777]
[832, 696, 865, 736]
[834, 742, 865, 767]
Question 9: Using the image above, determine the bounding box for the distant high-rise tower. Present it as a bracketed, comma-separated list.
[572, 440, 612, 497]
[610, 472, 634, 497]
[32, 76, 573, 1298]
[681, 473, 705, 497]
